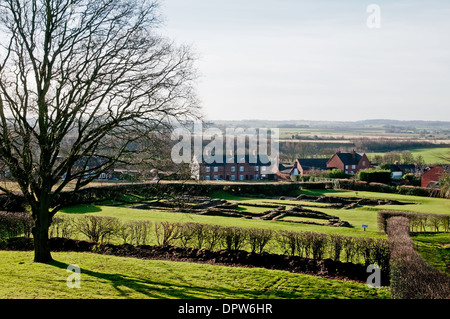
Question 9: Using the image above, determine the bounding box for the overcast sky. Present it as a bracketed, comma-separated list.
[160, 0, 450, 122]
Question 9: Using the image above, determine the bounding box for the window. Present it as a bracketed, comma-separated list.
[352, 165, 356, 170]
[255, 174, 259, 180]
[231, 166, 236, 172]
[213, 175, 218, 180]
[206, 167, 211, 173]
[362, 161, 366, 167]
[240, 166, 245, 172]
[255, 166, 259, 172]
[231, 175, 236, 181]
[214, 167, 219, 173]
[239, 175, 245, 181]
[345, 165, 349, 170]
[261, 166, 267, 172]
[205, 176, 211, 181]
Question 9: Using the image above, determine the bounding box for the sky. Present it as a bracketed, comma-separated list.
[160, 0, 450, 122]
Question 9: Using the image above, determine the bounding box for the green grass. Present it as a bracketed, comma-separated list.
[60, 189, 449, 240]
[368, 147, 450, 164]
[0, 251, 391, 299]
[412, 233, 450, 275]
[296, 189, 450, 215]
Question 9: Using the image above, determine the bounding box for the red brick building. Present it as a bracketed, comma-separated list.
[294, 158, 329, 175]
[421, 166, 447, 188]
[192, 154, 274, 181]
[327, 151, 371, 175]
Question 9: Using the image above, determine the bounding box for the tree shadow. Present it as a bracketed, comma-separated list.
[47, 259, 278, 299]
[59, 205, 103, 214]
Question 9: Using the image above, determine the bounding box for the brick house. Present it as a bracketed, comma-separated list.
[327, 151, 371, 175]
[192, 154, 275, 181]
[293, 158, 329, 175]
[421, 166, 447, 188]
[276, 163, 295, 180]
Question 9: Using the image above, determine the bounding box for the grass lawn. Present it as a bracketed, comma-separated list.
[412, 233, 450, 274]
[58, 189, 449, 270]
[60, 204, 384, 239]
[0, 251, 390, 299]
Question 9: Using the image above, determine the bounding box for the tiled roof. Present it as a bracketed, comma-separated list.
[297, 158, 329, 170]
[333, 153, 364, 165]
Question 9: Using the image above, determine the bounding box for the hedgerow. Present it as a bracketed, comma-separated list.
[387, 217, 450, 299]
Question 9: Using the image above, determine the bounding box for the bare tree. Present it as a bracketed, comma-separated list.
[0, 0, 200, 262]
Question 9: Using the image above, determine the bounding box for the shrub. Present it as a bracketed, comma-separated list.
[328, 234, 344, 262]
[328, 169, 347, 179]
[0, 212, 33, 239]
[310, 232, 327, 260]
[220, 227, 247, 251]
[177, 223, 196, 248]
[276, 230, 298, 256]
[388, 217, 450, 299]
[355, 237, 376, 266]
[379, 210, 450, 234]
[247, 228, 273, 254]
[190, 223, 208, 249]
[204, 225, 224, 251]
[77, 215, 120, 243]
[154, 222, 180, 246]
[342, 236, 357, 263]
[359, 169, 391, 184]
[120, 220, 152, 246]
[50, 215, 76, 239]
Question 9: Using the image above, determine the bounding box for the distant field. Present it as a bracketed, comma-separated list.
[368, 147, 450, 164]
[0, 251, 391, 299]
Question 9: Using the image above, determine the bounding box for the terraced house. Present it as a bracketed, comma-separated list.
[191, 153, 274, 181]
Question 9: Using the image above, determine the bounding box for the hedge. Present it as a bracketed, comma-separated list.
[359, 170, 392, 184]
[378, 210, 450, 234]
[46, 215, 391, 270]
[387, 217, 450, 299]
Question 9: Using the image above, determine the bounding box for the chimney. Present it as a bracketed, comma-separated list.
[352, 150, 356, 158]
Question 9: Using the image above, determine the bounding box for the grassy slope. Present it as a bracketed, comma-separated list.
[0, 251, 390, 299]
[58, 189, 449, 273]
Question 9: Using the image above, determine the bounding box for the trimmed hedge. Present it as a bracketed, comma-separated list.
[387, 217, 450, 299]
[378, 210, 450, 234]
[359, 170, 392, 184]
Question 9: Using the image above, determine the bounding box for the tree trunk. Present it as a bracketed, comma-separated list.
[32, 208, 53, 263]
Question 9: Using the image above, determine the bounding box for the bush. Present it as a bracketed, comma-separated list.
[328, 234, 344, 262]
[379, 210, 450, 234]
[328, 169, 347, 179]
[204, 225, 223, 251]
[247, 228, 273, 254]
[359, 169, 391, 184]
[342, 236, 357, 263]
[387, 217, 450, 299]
[77, 215, 120, 243]
[120, 220, 152, 245]
[276, 230, 298, 256]
[0, 212, 33, 239]
[221, 227, 247, 251]
[50, 215, 76, 239]
[154, 222, 180, 246]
